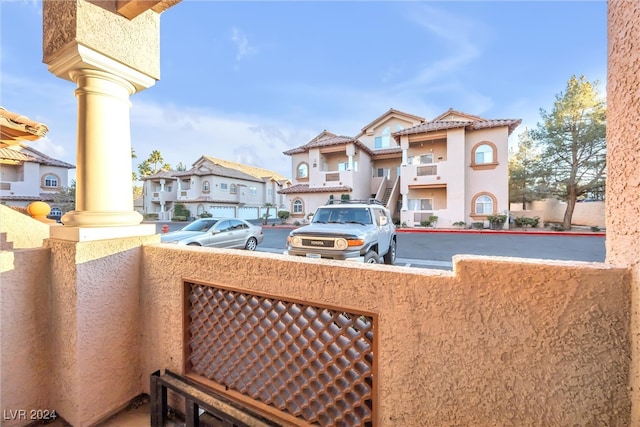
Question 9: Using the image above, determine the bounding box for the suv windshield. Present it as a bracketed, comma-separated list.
[312, 207, 372, 225]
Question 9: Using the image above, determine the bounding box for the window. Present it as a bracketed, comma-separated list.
[197, 205, 204, 215]
[408, 199, 433, 210]
[374, 126, 391, 149]
[297, 163, 309, 178]
[267, 188, 273, 196]
[475, 195, 493, 214]
[375, 168, 390, 178]
[475, 144, 493, 164]
[230, 184, 237, 194]
[50, 207, 62, 216]
[202, 181, 210, 192]
[408, 154, 434, 165]
[43, 174, 58, 188]
[166, 185, 172, 192]
[220, 183, 228, 191]
[293, 199, 303, 214]
[249, 186, 257, 195]
[338, 162, 349, 171]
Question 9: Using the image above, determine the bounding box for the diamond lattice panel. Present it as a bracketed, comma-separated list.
[185, 282, 375, 426]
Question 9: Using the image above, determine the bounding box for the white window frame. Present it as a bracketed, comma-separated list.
[408, 198, 434, 211]
[475, 195, 493, 214]
[293, 199, 303, 214]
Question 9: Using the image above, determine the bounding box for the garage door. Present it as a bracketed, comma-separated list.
[238, 207, 259, 220]
[209, 206, 235, 217]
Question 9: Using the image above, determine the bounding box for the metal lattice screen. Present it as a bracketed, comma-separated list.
[184, 281, 375, 426]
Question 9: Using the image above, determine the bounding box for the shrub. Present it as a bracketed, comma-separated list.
[420, 220, 431, 227]
[591, 226, 600, 232]
[294, 220, 301, 226]
[278, 210, 290, 223]
[401, 221, 407, 228]
[144, 213, 159, 220]
[428, 215, 438, 225]
[171, 216, 187, 221]
[472, 222, 484, 230]
[199, 212, 212, 218]
[392, 216, 401, 226]
[173, 203, 190, 218]
[453, 221, 466, 228]
[550, 224, 565, 231]
[487, 214, 507, 230]
[514, 216, 540, 229]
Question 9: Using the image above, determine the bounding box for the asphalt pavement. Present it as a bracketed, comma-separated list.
[150, 222, 606, 271]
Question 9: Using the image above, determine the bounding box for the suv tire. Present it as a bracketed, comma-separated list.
[364, 250, 379, 263]
[383, 239, 396, 265]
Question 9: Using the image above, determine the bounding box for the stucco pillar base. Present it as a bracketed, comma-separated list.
[51, 221, 156, 242]
[46, 235, 159, 426]
[61, 210, 144, 228]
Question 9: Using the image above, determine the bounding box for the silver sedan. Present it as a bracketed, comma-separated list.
[160, 218, 263, 250]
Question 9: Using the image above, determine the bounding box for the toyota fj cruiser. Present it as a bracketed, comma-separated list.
[286, 199, 396, 264]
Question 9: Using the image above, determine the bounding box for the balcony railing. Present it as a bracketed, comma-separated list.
[184, 281, 376, 426]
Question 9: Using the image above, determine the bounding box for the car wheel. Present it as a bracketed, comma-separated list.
[245, 237, 258, 251]
[383, 239, 396, 265]
[187, 242, 200, 246]
[364, 250, 379, 263]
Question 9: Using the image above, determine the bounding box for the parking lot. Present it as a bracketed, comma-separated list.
[152, 222, 606, 271]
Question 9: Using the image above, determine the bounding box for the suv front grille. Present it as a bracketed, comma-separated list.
[301, 237, 335, 248]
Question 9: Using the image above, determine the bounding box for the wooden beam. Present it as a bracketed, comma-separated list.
[116, 0, 163, 19]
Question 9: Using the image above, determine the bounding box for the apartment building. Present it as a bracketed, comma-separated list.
[0, 143, 75, 218]
[280, 108, 521, 227]
[141, 155, 290, 221]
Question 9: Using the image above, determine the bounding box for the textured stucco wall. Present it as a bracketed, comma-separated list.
[42, 0, 160, 79]
[511, 199, 605, 228]
[607, 1, 640, 423]
[0, 248, 52, 426]
[0, 204, 51, 249]
[44, 234, 159, 426]
[141, 246, 630, 425]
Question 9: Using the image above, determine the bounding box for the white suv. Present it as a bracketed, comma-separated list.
[286, 199, 397, 264]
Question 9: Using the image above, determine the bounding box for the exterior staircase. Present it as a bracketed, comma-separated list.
[381, 187, 393, 205]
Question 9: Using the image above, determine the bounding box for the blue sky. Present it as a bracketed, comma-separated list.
[1, 0, 607, 182]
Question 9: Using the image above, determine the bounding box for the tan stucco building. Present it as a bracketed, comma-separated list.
[281, 108, 520, 228]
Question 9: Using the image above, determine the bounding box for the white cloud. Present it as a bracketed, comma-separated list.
[230, 27, 256, 62]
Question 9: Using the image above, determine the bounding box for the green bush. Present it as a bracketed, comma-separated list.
[392, 216, 401, 226]
[453, 221, 466, 228]
[420, 220, 431, 227]
[278, 210, 290, 223]
[472, 222, 484, 229]
[591, 226, 600, 232]
[173, 203, 190, 218]
[514, 216, 540, 228]
[199, 212, 212, 218]
[171, 216, 187, 221]
[144, 213, 159, 220]
[550, 224, 565, 231]
[487, 214, 507, 230]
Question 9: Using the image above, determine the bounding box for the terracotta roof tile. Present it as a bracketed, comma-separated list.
[283, 135, 373, 156]
[203, 156, 288, 181]
[393, 116, 522, 140]
[0, 107, 49, 143]
[277, 184, 352, 194]
[0, 144, 74, 168]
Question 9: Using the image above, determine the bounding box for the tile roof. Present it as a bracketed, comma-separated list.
[141, 169, 178, 180]
[173, 162, 265, 183]
[371, 147, 402, 157]
[277, 184, 352, 194]
[283, 134, 374, 156]
[358, 108, 426, 134]
[393, 113, 522, 139]
[203, 156, 288, 181]
[0, 144, 75, 168]
[0, 107, 49, 144]
[0, 193, 56, 202]
[431, 108, 485, 122]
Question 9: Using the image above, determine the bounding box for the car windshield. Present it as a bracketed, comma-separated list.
[312, 208, 371, 225]
[181, 219, 219, 232]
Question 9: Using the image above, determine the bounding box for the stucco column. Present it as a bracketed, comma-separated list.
[606, 1, 640, 423]
[62, 68, 140, 227]
[401, 135, 409, 165]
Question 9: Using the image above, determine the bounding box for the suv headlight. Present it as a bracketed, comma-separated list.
[335, 238, 348, 250]
[289, 236, 302, 247]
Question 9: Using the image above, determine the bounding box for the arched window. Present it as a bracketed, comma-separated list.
[297, 163, 309, 179]
[230, 183, 237, 194]
[475, 144, 493, 164]
[293, 199, 304, 214]
[202, 181, 210, 192]
[471, 141, 498, 170]
[197, 204, 204, 215]
[474, 194, 495, 215]
[43, 174, 59, 188]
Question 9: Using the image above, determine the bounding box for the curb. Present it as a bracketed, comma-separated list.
[395, 228, 605, 237]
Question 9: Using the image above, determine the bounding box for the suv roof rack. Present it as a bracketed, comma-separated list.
[325, 198, 383, 205]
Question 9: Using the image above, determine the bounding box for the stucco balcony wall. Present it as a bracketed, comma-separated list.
[140, 245, 631, 425]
